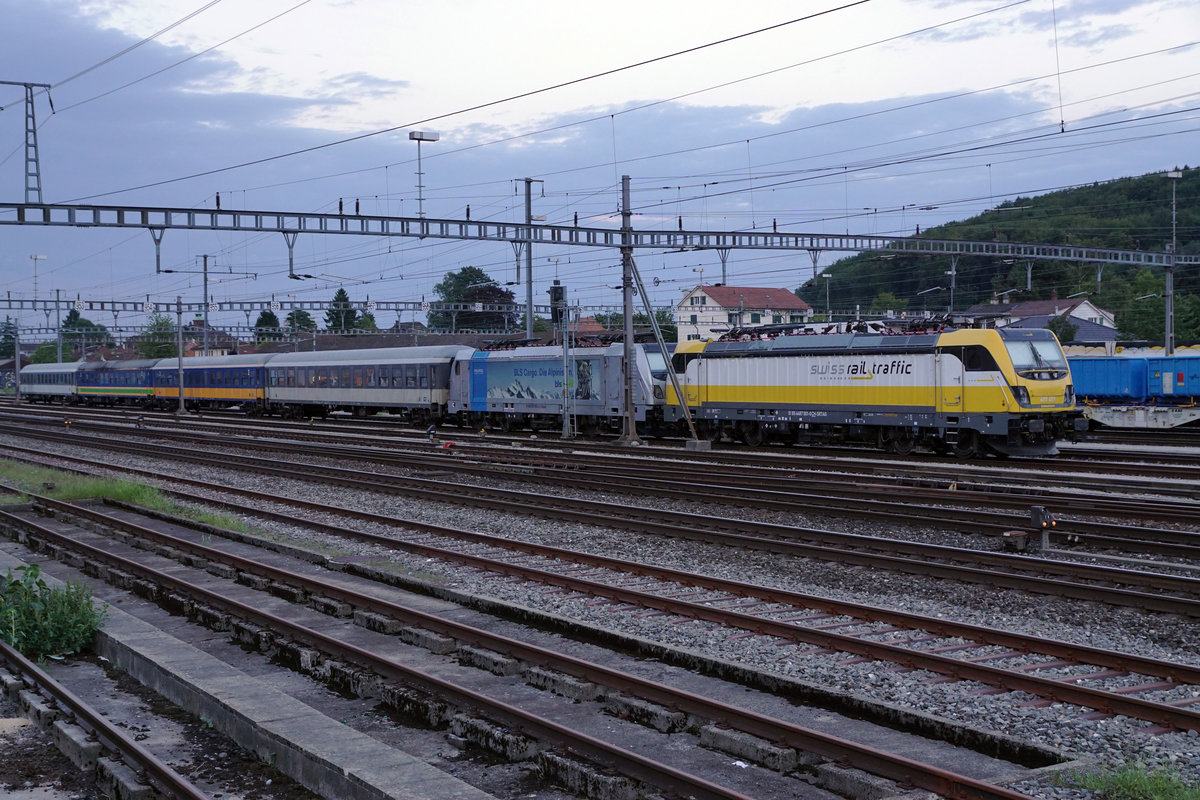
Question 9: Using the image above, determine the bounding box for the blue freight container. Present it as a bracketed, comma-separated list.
[1146, 356, 1200, 401]
[1067, 357, 1148, 403]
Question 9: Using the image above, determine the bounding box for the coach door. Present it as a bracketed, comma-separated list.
[936, 349, 964, 413]
[450, 359, 469, 411]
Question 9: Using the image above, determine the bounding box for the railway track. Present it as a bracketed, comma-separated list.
[4, 424, 1200, 616]
[5, 414, 1200, 571]
[20, 484, 1200, 735]
[2, 409, 1199, 797]
[0, 494, 1044, 800]
[0, 639, 212, 800]
[7, 404, 1200, 487]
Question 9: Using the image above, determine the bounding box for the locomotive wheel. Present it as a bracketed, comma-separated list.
[889, 429, 916, 456]
[953, 429, 979, 459]
[699, 421, 723, 443]
[738, 422, 764, 447]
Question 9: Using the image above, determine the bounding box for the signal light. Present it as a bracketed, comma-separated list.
[1031, 505, 1055, 529]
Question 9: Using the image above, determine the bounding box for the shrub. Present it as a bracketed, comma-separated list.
[0, 565, 107, 659]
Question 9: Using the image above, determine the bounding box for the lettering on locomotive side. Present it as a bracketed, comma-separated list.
[809, 359, 914, 378]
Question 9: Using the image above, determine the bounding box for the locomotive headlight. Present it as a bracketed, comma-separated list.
[1011, 386, 1030, 405]
[653, 385, 665, 399]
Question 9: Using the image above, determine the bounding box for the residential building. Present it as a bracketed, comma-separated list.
[675, 286, 812, 341]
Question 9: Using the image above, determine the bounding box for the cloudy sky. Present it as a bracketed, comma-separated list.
[1, 0, 1196, 332]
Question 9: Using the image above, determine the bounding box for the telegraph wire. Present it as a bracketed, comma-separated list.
[60, 1, 871, 202]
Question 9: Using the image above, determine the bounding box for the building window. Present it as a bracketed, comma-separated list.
[772, 315, 782, 324]
[689, 314, 697, 324]
[728, 312, 738, 324]
[700, 296, 707, 305]
[750, 313, 761, 323]
[687, 333, 700, 340]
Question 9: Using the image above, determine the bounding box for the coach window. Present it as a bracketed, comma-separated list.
[353, 367, 364, 388]
[340, 367, 351, 387]
[366, 367, 377, 388]
[315, 367, 328, 388]
[405, 366, 416, 389]
[419, 367, 430, 389]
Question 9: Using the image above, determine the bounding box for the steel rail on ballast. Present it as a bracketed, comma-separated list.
[0, 639, 212, 800]
[0, 502, 1038, 800]
[2, 428, 1199, 619]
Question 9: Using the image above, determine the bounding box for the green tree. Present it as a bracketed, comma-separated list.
[31, 342, 61, 363]
[1047, 314, 1078, 343]
[357, 311, 378, 331]
[254, 310, 282, 343]
[518, 313, 551, 333]
[1116, 269, 1164, 340]
[137, 314, 178, 358]
[60, 309, 113, 357]
[325, 288, 358, 332]
[286, 308, 317, 331]
[0, 317, 14, 359]
[870, 291, 909, 313]
[429, 266, 519, 331]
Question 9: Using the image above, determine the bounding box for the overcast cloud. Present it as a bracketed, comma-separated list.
[0, 0, 1196, 330]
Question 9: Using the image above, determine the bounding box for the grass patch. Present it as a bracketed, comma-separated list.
[1, 564, 107, 659]
[1057, 762, 1200, 800]
[0, 459, 254, 534]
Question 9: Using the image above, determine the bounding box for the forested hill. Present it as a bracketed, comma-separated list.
[796, 167, 1198, 340]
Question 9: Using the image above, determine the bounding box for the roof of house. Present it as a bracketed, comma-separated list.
[1004, 315, 1118, 341]
[696, 286, 811, 310]
[1008, 298, 1088, 317]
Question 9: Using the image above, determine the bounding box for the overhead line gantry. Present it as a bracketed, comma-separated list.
[2, 201, 1194, 272]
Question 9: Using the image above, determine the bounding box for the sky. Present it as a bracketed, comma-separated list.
[0, 0, 1197, 336]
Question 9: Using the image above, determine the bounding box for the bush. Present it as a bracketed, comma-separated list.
[0, 565, 107, 659]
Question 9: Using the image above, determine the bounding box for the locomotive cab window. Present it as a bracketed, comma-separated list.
[962, 346, 999, 372]
[1005, 339, 1068, 379]
[672, 352, 699, 373]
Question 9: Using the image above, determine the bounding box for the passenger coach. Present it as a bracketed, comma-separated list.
[76, 359, 158, 406]
[18, 361, 79, 404]
[263, 345, 470, 422]
[152, 354, 274, 412]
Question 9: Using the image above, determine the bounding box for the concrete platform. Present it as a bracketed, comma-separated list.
[0, 549, 497, 800]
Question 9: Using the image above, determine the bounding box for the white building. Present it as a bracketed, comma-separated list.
[674, 285, 813, 341]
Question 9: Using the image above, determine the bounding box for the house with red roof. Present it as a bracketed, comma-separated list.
[674, 285, 812, 341]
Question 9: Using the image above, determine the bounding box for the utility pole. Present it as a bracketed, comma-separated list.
[522, 178, 543, 338]
[55, 288, 62, 363]
[617, 175, 641, 445]
[12, 323, 20, 403]
[162, 256, 251, 357]
[1165, 170, 1182, 356]
[175, 297, 185, 414]
[946, 256, 959, 314]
